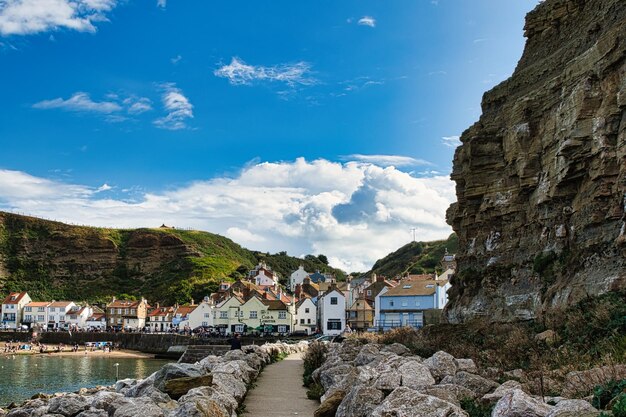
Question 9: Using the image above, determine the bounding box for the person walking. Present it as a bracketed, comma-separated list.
[229, 333, 242, 350]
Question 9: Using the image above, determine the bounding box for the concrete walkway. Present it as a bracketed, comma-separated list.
[244, 352, 319, 417]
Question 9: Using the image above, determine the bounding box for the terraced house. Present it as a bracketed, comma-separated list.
[105, 298, 149, 330]
[1, 292, 31, 329]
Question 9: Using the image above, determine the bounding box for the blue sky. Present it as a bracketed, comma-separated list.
[0, 0, 538, 271]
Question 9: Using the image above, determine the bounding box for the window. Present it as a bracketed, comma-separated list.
[25, 314, 32, 321]
[25, 307, 32, 312]
[38, 307, 45, 312]
[307, 319, 311, 324]
[390, 301, 394, 307]
[50, 307, 56, 312]
[250, 311, 258, 319]
[327, 320, 342, 330]
[220, 311, 228, 319]
[204, 313, 210, 318]
[350, 311, 357, 318]
[305, 308, 310, 313]
[278, 311, 287, 319]
[330, 297, 338, 305]
[277, 325, 287, 333]
[403, 285, 412, 289]
[234, 324, 244, 333]
[37, 315, 45, 322]
[367, 290, 372, 296]
[415, 301, 420, 307]
[202, 321, 208, 326]
[401, 301, 408, 307]
[300, 319, 305, 324]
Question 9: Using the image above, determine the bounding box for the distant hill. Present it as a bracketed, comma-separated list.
[0, 211, 343, 305]
[366, 234, 458, 278]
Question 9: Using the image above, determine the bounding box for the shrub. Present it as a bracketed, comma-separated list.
[303, 342, 328, 387]
[612, 393, 626, 417]
[592, 379, 626, 410]
[460, 398, 493, 417]
[306, 382, 325, 401]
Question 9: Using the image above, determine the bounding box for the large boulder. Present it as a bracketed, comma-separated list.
[399, 360, 435, 388]
[371, 387, 468, 417]
[441, 371, 499, 396]
[455, 358, 478, 374]
[112, 397, 164, 417]
[482, 379, 523, 404]
[424, 351, 458, 381]
[178, 386, 238, 416]
[319, 364, 356, 391]
[562, 365, 626, 398]
[336, 385, 385, 417]
[545, 399, 600, 417]
[164, 375, 214, 400]
[210, 372, 247, 403]
[90, 391, 125, 412]
[380, 343, 411, 356]
[125, 373, 157, 398]
[492, 389, 553, 417]
[419, 384, 478, 406]
[373, 370, 402, 391]
[211, 360, 258, 384]
[314, 390, 346, 417]
[168, 399, 230, 417]
[153, 364, 205, 392]
[354, 344, 381, 366]
[75, 411, 108, 417]
[47, 394, 91, 417]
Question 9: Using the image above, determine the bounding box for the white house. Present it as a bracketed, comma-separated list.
[318, 286, 346, 336]
[373, 285, 390, 330]
[23, 301, 50, 329]
[213, 296, 244, 335]
[85, 312, 107, 330]
[2, 292, 32, 329]
[66, 306, 93, 330]
[47, 301, 76, 330]
[289, 266, 310, 292]
[178, 302, 209, 329]
[147, 306, 175, 332]
[294, 297, 317, 335]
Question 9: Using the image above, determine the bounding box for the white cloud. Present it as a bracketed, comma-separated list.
[345, 154, 432, 167]
[33, 92, 122, 113]
[441, 135, 461, 147]
[214, 57, 316, 87]
[125, 97, 153, 114]
[170, 54, 182, 65]
[0, 158, 456, 272]
[0, 0, 117, 36]
[96, 183, 112, 192]
[153, 83, 193, 130]
[157, 0, 166, 7]
[358, 16, 376, 28]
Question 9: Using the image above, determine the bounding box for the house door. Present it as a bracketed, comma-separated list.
[402, 313, 409, 325]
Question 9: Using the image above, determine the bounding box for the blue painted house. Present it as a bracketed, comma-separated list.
[375, 275, 451, 331]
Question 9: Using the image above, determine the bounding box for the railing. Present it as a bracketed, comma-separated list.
[373, 320, 423, 330]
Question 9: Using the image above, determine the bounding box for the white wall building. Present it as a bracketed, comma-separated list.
[289, 266, 310, 292]
[66, 306, 92, 330]
[23, 301, 50, 329]
[373, 285, 390, 330]
[318, 287, 346, 336]
[179, 302, 211, 329]
[85, 313, 106, 329]
[294, 297, 317, 335]
[46, 301, 76, 330]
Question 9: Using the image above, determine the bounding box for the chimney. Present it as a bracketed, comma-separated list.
[242, 286, 250, 300]
[376, 274, 384, 283]
[263, 292, 268, 299]
[190, 298, 195, 305]
[156, 302, 160, 309]
[303, 276, 311, 285]
[295, 284, 302, 299]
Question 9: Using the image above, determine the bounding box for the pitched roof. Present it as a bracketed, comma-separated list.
[348, 299, 373, 311]
[3, 292, 28, 305]
[382, 279, 444, 297]
[49, 301, 74, 308]
[107, 299, 143, 308]
[87, 313, 106, 320]
[406, 274, 436, 281]
[261, 299, 287, 310]
[26, 301, 51, 307]
[309, 271, 326, 283]
[175, 305, 197, 316]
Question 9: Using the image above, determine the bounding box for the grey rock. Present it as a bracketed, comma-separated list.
[424, 351, 458, 381]
[546, 399, 600, 417]
[441, 371, 499, 396]
[419, 384, 478, 406]
[112, 397, 164, 417]
[336, 385, 385, 417]
[371, 387, 468, 417]
[47, 395, 90, 417]
[153, 363, 205, 392]
[455, 358, 478, 374]
[210, 372, 247, 403]
[211, 360, 257, 384]
[354, 344, 381, 366]
[482, 379, 523, 404]
[399, 360, 435, 388]
[381, 343, 411, 356]
[373, 370, 402, 391]
[75, 411, 108, 417]
[319, 364, 355, 391]
[492, 389, 553, 417]
[179, 386, 238, 416]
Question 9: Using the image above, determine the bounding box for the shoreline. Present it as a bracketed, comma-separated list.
[0, 343, 155, 359]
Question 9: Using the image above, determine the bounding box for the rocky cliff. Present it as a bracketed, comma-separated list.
[0, 211, 342, 304]
[446, 0, 626, 322]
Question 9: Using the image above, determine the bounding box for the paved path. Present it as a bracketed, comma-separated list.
[244, 352, 319, 417]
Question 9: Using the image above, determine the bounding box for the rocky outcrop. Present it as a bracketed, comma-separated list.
[311, 340, 601, 417]
[446, 0, 626, 322]
[3, 341, 308, 417]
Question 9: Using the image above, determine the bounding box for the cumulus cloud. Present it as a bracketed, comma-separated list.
[358, 16, 376, 27]
[214, 57, 316, 87]
[0, 158, 456, 272]
[345, 154, 432, 167]
[153, 83, 193, 130]
[441, 135, 462, 148]
[0, 0, 118, 36]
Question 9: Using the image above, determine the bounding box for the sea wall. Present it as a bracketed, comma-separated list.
[0, 341, 309, 417]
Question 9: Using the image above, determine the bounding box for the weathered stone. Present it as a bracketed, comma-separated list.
[319, 364, 356, 391]
[47, 394, 90, 417]
[112, 397, 164, 417]
[169, 399, 230, 417]
[380, 343, 411, 356]
[399, 360, 435, 388]
[562, 364, 626, 397]
[455, 358, 478, 374]
[482, 379, 523, 404]
[535, 330, 560, 345]
[492, 389, 553, 417]
[424, 351, 458, 381]
[75, 411, 108, 417]
[90, 391, 124, 412]
[419, 384, 478, 406]
[210, 372, 247, 403]
[211, 360, 257, 384]
[336, 385, 385, 417]
[314, 390, 346, 417]
[373, 370, 402, 391]
[178, 386, 238, 416]
[164, 375, 213, 400]
[354, 344, 380, 366]
[441, 371, 499, 396]
[124, 372, 157, 398]
[371, 387, 468, 417]
[546, 399, 600, 417]
[153, 363, 205, 392]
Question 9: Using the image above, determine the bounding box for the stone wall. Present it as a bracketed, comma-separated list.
[446, 0, 626, 322]
[0, 341, 308, 417]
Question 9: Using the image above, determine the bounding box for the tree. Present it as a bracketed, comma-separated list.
[317, 254, 329, 265]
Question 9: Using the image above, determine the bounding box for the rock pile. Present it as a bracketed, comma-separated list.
[0, 341, 308, 417]
[311, 340, 601, 417]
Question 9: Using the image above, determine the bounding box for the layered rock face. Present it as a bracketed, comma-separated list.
[446, 0, 626, 322]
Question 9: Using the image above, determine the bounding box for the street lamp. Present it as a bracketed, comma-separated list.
[114, 362, 120, 381]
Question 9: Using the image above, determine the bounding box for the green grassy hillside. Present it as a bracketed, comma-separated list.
[366, 233, 458, 278]
[0, 211, 343, 305]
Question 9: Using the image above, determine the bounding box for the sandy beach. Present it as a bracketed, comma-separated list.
[0, 342, 154, 358]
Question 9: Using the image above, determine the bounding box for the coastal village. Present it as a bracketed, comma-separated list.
[0, 253, 455, 337]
